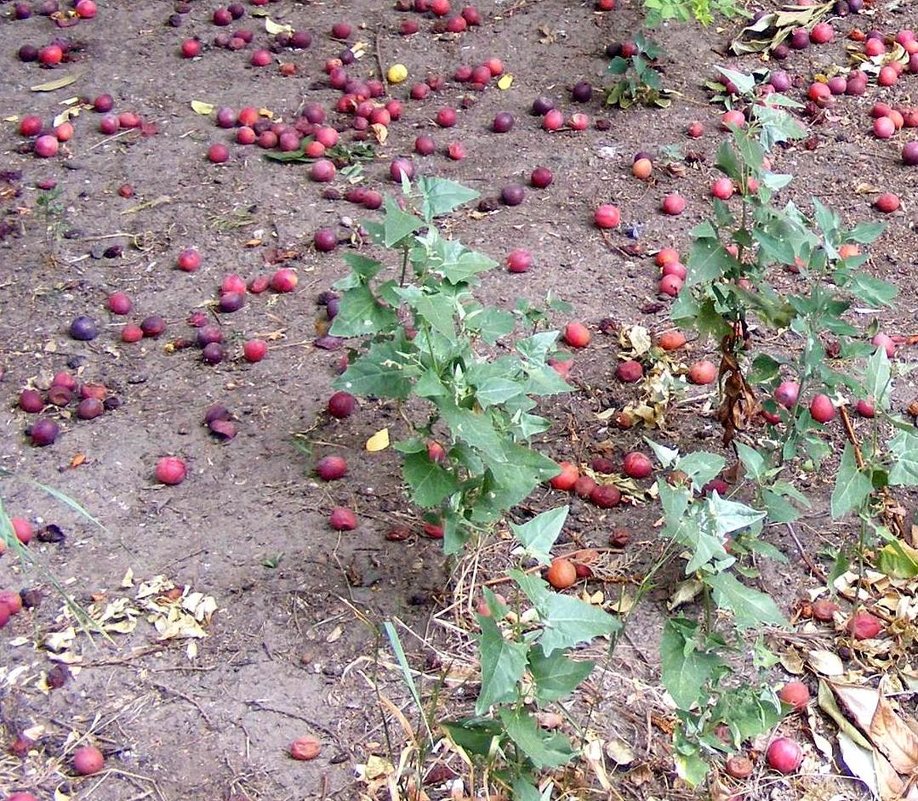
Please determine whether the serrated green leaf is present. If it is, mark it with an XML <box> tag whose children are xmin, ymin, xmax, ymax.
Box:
<box><xmin>660</xmin><ymin>618</ymin><xmax>724</xmax><ymax>709</ymax></box>
<box><xmin>416</xmin><ymin>176</ymin><xmax>479</xmax><ymax>219</ymax></box>
<box><xmin>329</xmin><ymin>284</ymin><xmax>399</xmax><ymax>337</ymax></box>
<box><xmin>704</xmin><ymin>571</ymin><xmax>785</xmax><ymax>629</ymax></box>
<box><xmin>888</xmin><ymin>431</ymin><xmax>918</xmax><ymax>486</ymax></box>
<box><xmin>465</xmin><ymin>306</ymin><xmax>515</xmax><ymax>343</ymax></box>
<box><xmin>472</xmin><ymin>376</ymin><xmax>524</xmax><ymax>408</ymax></box>
<box><xmin>403</xmin><ymin>451</ymin><xmax>460</xmax><ymax>507</ymax></box>
<box><xmin>335</xmin><ymin>342</ymin><xmax>414</xmax><ymax>399</ymax></box>
<box><xmin>528</xmin><ymin>647</ymin><xmax>594</xmax><ymax>703</ymax></box>
<box><xmin>846</xmin><ymin>273</ymin><xmax>897</xmax><ymax>307</ymax></box>
<box><xmin>846</xmin><ymin>221</ymin><xmax>885</xmax><ymax>244</ymax></box>
<box><xmin>705</xmin><ymin>494</ymin><xmax>765</xmax><ymax>538</ymax></box>
<box><xmin>475</xmin><ymin>614</ymin><xmax>528</xmax><ymax>713</ymax></box>
<box><xmin>381</xmin><ymin>196</ymin><xmax>424</xmax><ymax>247</ymax></box>
<box><xmin>676</xmin><ymin>451</ymin><xmax>726</xmax><ymax>491</ymax></box>
<box><xmin>715</xmin><ymin>66</ymin><xmax>755</xmax><ymax>96</ymax></box>
<box><xmin>686</xmin><ymin>237</ymin><xmax>734</xmax><ymax>287</ymax></box>
<box><xmin>537</xmin><ymin>593</ymin><xmax>621</xmax><ymax>656</ymax></box>
<box><xmin>714</xmin><ymin>139</ymin><xmax>743</xmax><ymax>182</ymax></box>
<box><xmin>735</xmin><ymin>442</ymin><xmax>766</xmax><ymax>481</ymax></box>
<box><xmin>510</xmin><ymin>506</ymin><xmax>568</xmax><ymax>565</ymax></box>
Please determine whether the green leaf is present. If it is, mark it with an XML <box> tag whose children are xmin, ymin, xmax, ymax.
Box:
<box><xmin>510</xmin><ymin>506</ymin><xmax>568</xmax><ymax>565</ymax></box>
<box><xmin>714</xmin><ymin>139</ymin><xmax>743</xmax><ymax>182</ymax></box>
<box><xmin>645</xmin><ymin>438</ymin><xmax>680</xmax><ymax>468</ymax></box>
<box><xmin>335</xmin><ymin>342</ymin><xmax>414</xmax><ymax>398</ymax></box>
<box><xmin>329</xmin><ymin>284</ymin><xmax>399</xmax><ymax>337</ymax></box>
<box><xmin>442</xmin><ymin>717</ymin><xmax>503</xmax><ymax>756</ymax></box>
<box><xmin>441</xmin><ymin>249</ymin><xmax>498</xmax><ymax>284</ymax></box>
<box><xmin>676</xmin><ymin>451</ymin><xmax>726</xmax><ymax>491</ymax></box>
<box><xmin>686</xmin><ymin>237</ymin><xmax>734</xmax><ymax>287</ymax></box>
<box><xmin>705</xmin><ymin>494</ymin><xmax>765</xmax><ymax>538</ymax></box>
<box><xmin>735</xmin><ymin>442</ymin><xmax>766</xmax><ymax>481</ymax></box>
<box><xmin>381</xmin><ymin>196</ymin><xmax>424</xmax><ymax>247</ymax></box>
<box><xmin>876</xmin><ymin>541</ymin><xmax>918</xmax><ymax>579</ymax></box>
<box><xmin>711</xmin><ymin>684</ymin><xmax>783</xmax><ymax>743</ymax></box>
<box><xmin>403</xmin><ymin>451</ymin><xmax>460</xmax><ymax>507</ymax></box>
<box><xmin>474</xmin><ymin>377</ymin><xmax>525</xmax><ymax>409</ymax></box>
<box><xmin>340</xmin><ymin>252</ymin><xmax>384</xmax><ymax>280</ymax></box>
<box><xmin>513</xmin><ymin>573</ymin><xmax>620</xmax><ymax>656</ymax></box>
<box><xmin>715</xmin><ymin>66</ymin><xmax>755</xmax><ymax>96</ymax></box>
<box><xmin>475</xmin><ymin>614</ymin><xmax>528</xmax><ymax>713</ymax></box>
<box><xmin>416</xmin><ymin>176</ymin><xmax>479</xmax><ymax>219</ymax></box>
<box><xmin>846</xmin><ymin>273</ymin><xmax>897</xmax><ymax>307</ymax></box>
<box><xmin>704</xmin><ymin>572</ymin><xmax>786</xmax><ymax>629</ymax></box>
<box><xmin>412</xmin><ymin>290</ymin><xmax>457</xmax><ymax>340</ymax></box>
<box><xmin>537</xmin><ymin>593</ymin><xmax>621</xmax><ymax>656</ymax></box>
<box><xmin>660</xmin><ymin>618</ymin><xmax>724</xmax><ymax>709</ymax></box>
<box><xmin>831</xmin><ymin>443</ymin><xmax>873</xmax><ymax>519</ymax></box>
<box><xmin>438</xmin><ymin>401</ymin><xmax>504</xmax><ymax>462</ymax></box>
<box><xmin>465</xmin><ymin>306</ymin><xmax>515</xmax><ymax>344</ymax></box>
<box><xmin>499</xmin><ymin>707</ymin><xmax>575</xmax><ymax>769</ymax></box>
<box><xmin>888</xmin><ymin>431</ymin><xmax>918</xmax><ymax>486</ymax></box>
<box><xmin>846</xmin><ymin>221</ymin><xmax>885</xmax><ymax>245</ymax></box>
<box><xmin>528</xmin><ymin>647</ymin><xmax>594</xmax><ymax>703</ymax></box>
<box><xmin>511</xmin><ymin>777</ymin><xmax>549</xmax><ymax>801</ymax></box>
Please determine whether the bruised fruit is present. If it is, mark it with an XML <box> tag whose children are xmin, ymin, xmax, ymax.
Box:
<box><xmin>778</xmin><ymin>680</ymin><xmax>810</xmax><ymax>711</ymax></box>
<box><xmin>72</xmin><ymin>745</ymin><xmax>105</xmax><ymax>776</ymax></box>
<box><xmin>687</xmin><ymin>360</ymin><xmax>717</xmax><ymax>385</ymax></box>
<box><xmin>811</xmin><ymin>598</ymin><xmax>839</xmax><ymax>621</ymax></box>
<box><xmin>573</xmin><ymin>475</ymin><xmax>597</xmax><ymax>498</ymax></box>
<box><xmin>28</xmin><ymin>418</ymin><xmax>59</xmax><ymax>446</ymax></box>
<box><xmin>155</xmin><ymin>457</ymin><xmax>187</xmax><ymax>485</ymax></box>
<box><xmin>289</xmin><ymin>736</ymin><xmax>321</xmax><ymax>760</ymax></box>
<box><xmin>725</xmin><ymin>755</ymin><xmax>753</xmax><ymax>779</ymax></box>
<box><xmin>329</xmin><ymin>507</ymin><xmax>357</xmax><ymax>531</ymax></box>
<box><xmin>809</xmin><ymin>394</ymin><xmax>835</xmax><ymax>423</ymax></box>
<box><xmin>766</xmin><ymin>737</ymin><xmax>802</xmax><ymax>774</ymax></box>
<box><xmin>0</xmin><ymin>591</ymin><xmax>23</xmax><ymax>615</ymax></box>
<box><xmin>590</xmin><ymin>484</ymin><xmax>621</xmax><ymax>508</ymax></box>
<box><xmin>616</xmin><ymin>360</ymin><xmax>644</xmax><ymax>383</ymax></box>
<box><xmin>546</xmin><ymin>557</ymin><xmax>577</xmax><ymax>589</ymax></box>
<box><xmin>847</xmin><ymin>610</ymin><xmax>883</xmax><ymax>639</ymax></box>
<box><xmin>563</xmin><ymin>322</ymin><xmax>591</xmax><ymax>348</ymax></box>
<box><xmin>316</xmin><ymin>456</ymin><xmax>348</xmax><ymax>481</ymax></box>
<box><xmin>327</xmin><ymin>391</ymin><xmax>356</xmax><ymax>418</ymax></box>
<box><xmin>774</xmin><ymin>380</ymin><xmax>800</xmax><ymax>408</ymax></box>
<box><xmin>622</xmin><ymin>451</ymin><xmax>652</xmax><ymax>479</ymax></box>
<box><xmin>550</xmin><ymin>461</ymin><xmax>578</xmax><ymax>490</ymax></box>
<box><xmin>657</xmin><ymin>330</ymin><xmax>686</xmax><ymax>351</ymax></box>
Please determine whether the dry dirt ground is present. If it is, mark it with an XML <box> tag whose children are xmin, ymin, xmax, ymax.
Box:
<box><xmin>0</xmin><ymin>0</ymin><xmax>916</xmax><ymax>800</ymax></box>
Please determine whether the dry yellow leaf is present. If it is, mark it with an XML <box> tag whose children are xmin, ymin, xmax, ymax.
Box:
<box><xmin>190</xmin><ymin>100</ymin><xmax>214</xmax><ymax>115</ymax></box>
<box><xmin>366</xmin><ymin>428</ymin><xmax>390</xmax><ymax>452</ymax></box>
<box><xmin>497</xmin><ymin>74</ymin><xmax>514</xmax><ymax>90</ymax></box>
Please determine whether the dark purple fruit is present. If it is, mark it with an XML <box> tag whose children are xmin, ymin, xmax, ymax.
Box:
<box><xmin>28</xmin><ymin>418</ymin><xmax>59</xmax><ymax>446</ymax></box>
<box><xmin>202</xmin><ymin>343</ymin><xmax>224</xmax><ymax>364</ymax></box>
<box><xmin>69</xmin><ymin>316</ymin><xmax>99</xmax><ymax>341</ymax></box>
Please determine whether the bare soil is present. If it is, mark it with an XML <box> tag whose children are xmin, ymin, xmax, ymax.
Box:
<box><xmin>1</xmin><ymin>1</ymin><xmax>916</xmax><ymax>800</ymax></box>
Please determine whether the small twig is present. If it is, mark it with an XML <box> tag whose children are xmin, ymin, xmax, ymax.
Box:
<box><xmin>838</xmin><ymin>405</ymin><xmax>865</xmax><ymax>470</ymax></box>
<box><xmin>785</xmin><ymin>522</ymin><xmax>827</xmax><ymax>582</ymax></box>
<box><xmin>152</xmin><ymin>682</ymin><xmax>216</xmax><ymax>729</ymax></box>
<box><xmin>244</xmin><ymin>700</ymin><xmax>346</xmax><ymax>749</ymax></box>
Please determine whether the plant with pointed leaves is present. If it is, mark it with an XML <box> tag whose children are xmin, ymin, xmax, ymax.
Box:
<box><xmin>329</xmin><ymin>177</ymin><xmax>570</xmax><ymax>553</ymax></box>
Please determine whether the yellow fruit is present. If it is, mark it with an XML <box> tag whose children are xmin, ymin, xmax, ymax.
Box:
<box><xmin>387</xmin><ymin>63</ymin><xmax>408</xmax><ymax>84</ymax></box>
